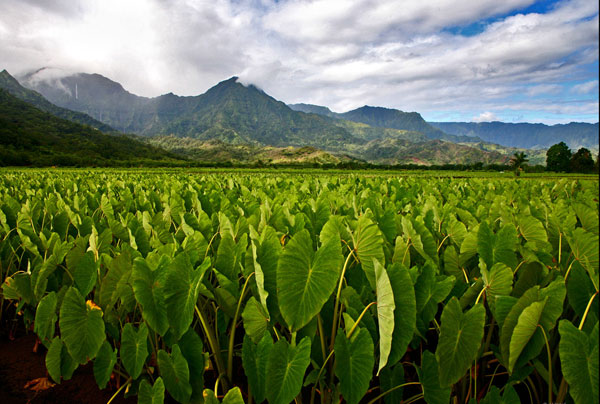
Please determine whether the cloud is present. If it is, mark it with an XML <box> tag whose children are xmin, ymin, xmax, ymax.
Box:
<box><xmin>0</xmin><ymin>0</ymin><xmax>597</xmax><ymax>124</ymax></box>
<box><xmin>571</xmin><ymin>80</ymin><xmax>599</xmax><ymax>94</ymax></box>
<box><xmin>473</xmin><ymin>111</ymin><xmax>499</xmax><ymax>122</ymax></box>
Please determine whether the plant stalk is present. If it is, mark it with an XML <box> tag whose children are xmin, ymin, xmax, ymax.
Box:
<box><xmin>227</xmin><ymin>272</ymin><xmax>255</xmax><ymax>384</ymax></box>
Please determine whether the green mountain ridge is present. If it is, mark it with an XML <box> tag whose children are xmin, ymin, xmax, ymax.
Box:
<box><xmin>0</xmin><ymin>88</ymin><xmax>183</xmax><ymax>166</ymax></box>
<box><xmin>0</xmin><ymin>70</ymin><xmax>114</xmax><ymax>132</ymax></box>
<box><xmin>429</xmin><ymin>121</ymin><xmax>599</xmax><ymax>151</ymax></box>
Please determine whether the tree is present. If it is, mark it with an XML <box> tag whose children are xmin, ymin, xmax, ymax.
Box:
<box><xmin>570</xmin><ymin>148</ymin><xmax>595</xmax><ymax>173</ymax></box>
<box><xmin>546</xmin><ymin>142</ymin><xmax>572</xmax><ymax>172</ymax></box>
<box><xmin>509</xmin><ymin>151</ymin><xmax>528</xmax><ymax>175</ymax></box>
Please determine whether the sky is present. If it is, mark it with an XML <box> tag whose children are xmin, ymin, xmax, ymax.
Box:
<box><xmin>0</xmin><ymin>0</ymin><xmax>598</xmax><ymax>124</ymax></box>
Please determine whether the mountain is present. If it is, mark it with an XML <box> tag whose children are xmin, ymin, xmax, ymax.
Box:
<box><xmin>20</xmin><ymin>71</ymin><xmax>358</xmax><ymax>148</ymax></box>
<box><xmin>0</xmin><ymin>70</ymin><xmax>113</xmax><ymax>132</ymax></box>
<box><xmin>0</xmin><ymin>88</ymin><xmax>183</xmax><ymax>166</ymax></box>
<box><xmin>289</xmin><ymin>103</ymin><xmax>480</xmax><ymax>143</ymax></box>
<box><xmin>429</xmin><ymin>121</ymin><xmax>599</xmax><ymax>150</ymax></box>
<box><xmin>148</xmin><ymin>136</ymin><xmax>360</xmax><ymax>165</ymax></box>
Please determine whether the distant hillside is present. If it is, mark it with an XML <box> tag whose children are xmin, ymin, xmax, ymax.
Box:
<box><xmin>0</xmin><ymin>89</ymin><xmax>182</xmax><ymax>166</ymax></box>
<box><xmin>289</xmin><ymin>103</ymin><xmax>480</xmax><ymax>143</ymax></box>
<box><xmin>148</xmin><ymin>136</ymin><xmax>360</xmax><ymax>165</ymax></box>
<box><xmin>21</xmin><ymin>71</ymin><xmax>358</xmax><ymax>148</ymax></box>
<box><xmin>430</xmin><ymin>121</ymin><xmax>599</xmax><ymax>150</ymax></box>
<box><xmin>0</xmin><ymin>70</ymin><xmax>113</xmax><ymax>132</ymax></box>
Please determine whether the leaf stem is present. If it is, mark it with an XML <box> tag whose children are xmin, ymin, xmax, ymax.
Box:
<box><xmin>365</xmin><ymin>382</ymin><xmax>421</xmax><ymax>404</ymax></box>
<box><xmin>195</xmin><ymin>304</ymin><xmax>226</xmax><ymax>384</ymax></box>
<box><xmin>329</xmin><ymin>252</ymin><xmax>354</xmax><ymax>353</ymax></box>
<box><xmin>578</xmin><ymin>290</ymin><xmax>598</xmax><ymax>330</ymax></box>
<box><xmin>106</xmin><ymin>377</ymin><xmax>131</xmax><ymax>404</ymax></box>
<box><xmin>309</xmin><ymin>350</ymin><xmax>335</xmax><ymax>404</ymax></box>
<box><xmin>537</xmin><ymin>325</ymin><xmax>552</xmax><ymax>403</ymax></box>
<box><xmin>347</xmin><ymin>301</ymin><xmax>377</xmax><ymax>338</ymax></box>
<box><xmin>227</xmin><ymin>272</ymin><xmax>255</xmax><ymax>384</ymax></box>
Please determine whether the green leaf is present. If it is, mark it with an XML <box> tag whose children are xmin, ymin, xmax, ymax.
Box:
<box><xmin>46</xmin><ymin>336</ymin><xmax>78</xmax><ymax>384</ymax></box>
<box><xmin>266</xmin><ymin>336</ymin><xmax>311</xmax><ymax>404</ymax></box>
<box><xmin>138</xmin><ymin>377</ymin><xmax>165</xmax><ymax>404</ymax></box>
<box><xmin>518</xmin><ymin>215</ymin><xmax>548</xmax><ymax>244</ymax></box>
<box><xmin>242</xmin><ymin>296</ymin><xmax>269</xmax><ymax>343</ymax></box>
<box><xmin>566</xmin><ymin>228</ymin><xmax>599</xmax><ymax>291</ymax></box>
<box><xmin>482</xmin><ymin>263</ymin><xmax>513</xmax><ymax>314</ymax></box>
<box><xmin>477</xmin><ymin>222</ymin><xmax>518</xmax><ymax>269</ymax></box>
<box><xmin>374</xmin><ymin>260</ymin><xmax>395</xmax><ymax>375</ymax></box>
<box><xmin>559</xmin><ymin>320</ymin><xmax>599</xmax><ymax>404</ymax></box>
<box><xmin>179</xmin><ymin>329</ymin><xmax>205</xmax><ymax>403</ymax></box>
<box><xmin>132</xmin><ymin>257</ymin><xmax>169</xmax><ymax>336</ymax></box>
<box><xmin>74</xmin><ymin>251</ymin><xmax>98</xmax><ymax>297</ymax></box>
<box><xmin>94</xmin><ymin>340</ymin><xmax>117</xmax><ymax>389</ymax></box>
<box><xmin>573</xmin><ymin>203</ymin><xmax>599</xmax><ymax>236</ymax></box>
<box><xmin>59</xmin><ymin>287</ymin><xmax>106</xmax><ymax>364</ymax></box>
<box><xmin>508</xmin><ymin>299</ymin><xmax>546</xmax><ymax>373</ymax></box>
<box><xmin>121</xmin><ymin>322</ymin><xmax>149</xmax><ymax>380</ymax></box>
<box><xmin>164</xmin><ymin>255</ymin><xmax>210</xmax><ymax>339</ymax></box>
<box><xmin>386</xmin><ymin>263</ymin><xmax>416</xmax><ymax>367</ymax></box>
<box><xmin>215</xmin><ymin>234</ymin><xmax>242</xmax><ymax>281</ymax></box>
<box><xmin>222</xmin><ymin>387</ymin><xmax>245</xmax><ymax>404</ymax></box>
<box><xmin>500</xmin><ymin>287</ymin><xmax>540</xmax><ymax>367</ymax></box>
<box><xmin>158</xmin><ymin>345</ymin><xmax>192</xmax><ymax>404</ymax></box>
<box><xmin>277</xmin><ymin>229</ymin><xmax>342</xmax><ymax>331</ymax></box>
<box><xmin>34</xmin><ymin>291</ymin><xmax>57</xmax><ymax>347</ymax></box>
<box><xmin>420</xmin><ymin>351</ymin><xmax>451</xmax><ymax>404</ymax></box>
<box><xmin>334</xmin><ymin>327</ymin><xmax>375</xmax><ymax>404</ymax></box>
<box><xmin>435</xmin><ymin>298</ymin><xmax>485</xmax><ymax>386</ymax></box>
<box><xmin>243</xmin><ymin>334</ymin><xmax>273</xmax><ymax>404</ymax></box>
<box><xmin>353</xmin><ymin>215</ymin><xmax>385</xmax><ymax>288</ymax></box>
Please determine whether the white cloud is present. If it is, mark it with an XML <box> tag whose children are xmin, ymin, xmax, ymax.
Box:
<box><xmin>473</xmin><ymin>111</ymin><xmax>499</xmax><ymax>122</ymax></box>
<box><xmin>0</xmin><ymin>0</ymin><xmax>597</xmax><ymax>123</ymax></box>
<box><xmin>571</xmin><ymin>80</ymin><xmax>599</xmax><ymax>94</ymax></box>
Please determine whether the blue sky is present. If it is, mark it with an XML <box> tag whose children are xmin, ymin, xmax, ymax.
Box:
<box><xmin>0</xmin><ymin>0</ymin><xmax>598</xmax><ymax>124</ymax></box>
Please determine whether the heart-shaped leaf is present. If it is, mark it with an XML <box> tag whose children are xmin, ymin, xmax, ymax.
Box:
<box><xmin>374</xmin><ymin>260</ymin><xmax>395</xmax><ymax>375</ymax></box>
<box><xmin>266</xmin><ymin>337</ymin><xmax>311</xmax><ymax>404</ymax></box>
<box><xmin>158</xmin><ymin>345</ymin><xmax>192</xmax><ymax>404</ymax></box>
<box><xmin>435</xmin><ymin>297</ymin><xmax>485</xmax><ymax>386</ymax></box>
<box><xmin>59</xmin><ymin>287</ymin><xmax>106</xmax><ymax>364</ymax></box>
<box><xmin>277</xmin><ymin>229</ymin><xmax>342</xmax><ymax>331</ymax></box>
<box><xmin>138</xmin><ymin>377</ymin><xmax>165</xmax><ymax>404</ymax></box>
<box><xmin>132</xmin><ymin>257</ymin><xmax>169</xmax><ymax>336</ymax></box>
<box><xmin>334</xmin><ymin>327</ymin><xmax>374</xmax><ymax>404</ymax></box>
<box><xmin>34</xmin><ymin>291</ymin><xmax>57</xmax><ymax>347</ymax></box>
<box><xmin>121</xmin><ymin>322</ymin><xmax>149</xmax><ymax>379</ymax></box>
<box><xmin>94</xmin><ymin>340</ymin><xmax>117</xmax><ymax>389</ymax></box>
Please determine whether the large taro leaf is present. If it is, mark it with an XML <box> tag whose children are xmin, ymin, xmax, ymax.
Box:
<box><xmin>435</xmin><ymin>298</ymin><xmax>485</xmax><ymax>386</ymax></box>
<box><xmin>132</xmin><ymin>257</ymin><xmax>169</xmax><ymax>336</ymax></box>
<box><xmin>99</xmin><ymin>249</ymin><xmax>133</xmax><ymax>310</ymax></box>
<box><xmin>334</xmin><ymin>327</ymin><xmax>375</xmax><ymax>404</ymax></box>
<box><xmin>139</xmin><ymin>377</ymin><xmax>165</xmax><ymax>404</ymax></box>
<box><xmin>215</xmin><ymin>233</ymin><xmax>244</xmax><ymax>281</ymax></box>
<box><xmin>94</xmin><ymin>340</ymin><xmax>117</xmax><ymax>389</ymax></box>
<box><xmin>500</xmin><ymin>287</ymin><xmax>540</xmax><ymax>367</ymax></box>
<box><xmin>121</xmin><ymin>322</ymin><xmax>149</xmax><ymax>380</ymax></box>
<box><xmin>266</xmin><ymin>337</ymin><xmax>311</xmax><ymax>404</ymax></box>
<box><xmin>566</xmin><ymin>228</ymin><xmax>599</xmax><ymax>291</ymax></box>
<box><xmin>482</xmin><ymin>262</ymin><xmax>513</xmax><ymax>315</ymax></box>
<box><xmin>351</xmin><ymin>215</ymin><xmax>385</xmax><ymax>289</ymax></box>
<box><xmin>248</xmin><ymin>225</ymin><xmax>280</xmax><ymax>316</ymax></box>
<box><xmin>242</xmin><ymin>296</ymin><xmax>269</xmax><ymax>343</ymax></box>
<box><xmin>164</xmin><ymin>255</ymin><xmax>210</xmax><ymax>339</ymax></box>
<box><xmin>573</xmin><ymin>202</ymin><xmax>599</xmax><ymax>236</ymax></box>
<box><xmin>178</xmin><ymin>329</ymin><xmax>205</xmax><ymax>403</ymax></box>
<box><xmin>477</xmin><ymin>222</ymin><xmax>518</xmax><ymax>270</ymax></box>
<box><xmin>46</xmin><ymin>336</ymin><xmax>78</xmax><ymax>383</ymax></box>
<box><xmin>386</xmin><ymin>263</ymin><xmax>416</xmax><ymax>367</ymax></box>
<box><xmin>517</xmin><ymin>215</ymin><xmax>548</xmax><ymax>245</ymax></box>
<box><xmin>59</xmin><ymin>287</ymin><xmax>106</xmax><ymax>364</ymax></box>
<box><xmin>374</xmin><ymin>260</ymin><xmax>395</xmax><ymax>375</ymax></box>
<box><xmin>420</xmin><ymin>351</ymin><xmax>451</xmax><ymax>404</ymax></box>
<box><xmin>34</xmin><ymin>291</ymin><xmax>57</xmax><ymax>347</ymax></box>
<box><xmin>508</xmin><ymin>299</ymin><xmax>546</xmax><ymax>373</ymax></box>
<box><xmin>73</xmin><ymin>250</ymin><xmax>98</xmax><ymax>297</ymax></box>
<box><xmin>158</xmin><ymin>345</ymin><xmax>192</xmax><ymax>404</ymax></box>
<box><xmin>242</xmin><ymin>334</ymin><xmax>273</xmax><ymax>404</ymax></box>
<box><xmin>559</xmin><ymin>320</ymin><xmax>599</xmax><ymax>404</ymax></box>
<box><xmin>277</xmin><ymin>229</ymin><xmax>342</xmax><ymax>332</ymax></box>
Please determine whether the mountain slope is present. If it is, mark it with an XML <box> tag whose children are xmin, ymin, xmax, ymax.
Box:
<box><xmin>0</xmin><ymin>89</ymin><xmax>182</xmax><ymax>166</ymax></box>
<box><xmin>21</xmin><ymin>71</ymin><xmax>358</xmax><ymax>147</ymax></box>
<box><xmin>429</xmin><ymin>121</ymin><xmax>599</xmax><ymax>150</ymax></box>
<box><xmin>0</xmin><ymin>70</ymin><xmax>114</xmax><ymax>132</ymax></box>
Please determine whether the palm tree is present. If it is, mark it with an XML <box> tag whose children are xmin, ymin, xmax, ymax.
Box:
<box><xmin>509</xmin><ymin>152</ymin><xmax>528</xmax><ymax>175</ymax></box>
